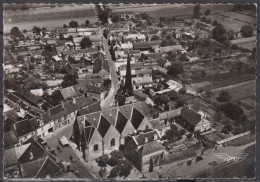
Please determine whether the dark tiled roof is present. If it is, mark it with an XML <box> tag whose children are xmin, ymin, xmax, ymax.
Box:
<box><xmin>65</xmin><ymin>63</ymin><xmax>78</xmax><ymax>76</ymax></box>
<box><xmin>35</xmin><ymin>157</ymin><xmax>62</xmax><ymax>178</ymax></box>
<box><xmin>49</xmin><ymin>104</ymin><xmax>67</xmax><ymax>120</ymax></box>
<box><xmin>139</xmin><ymin>141</ymin><xmax>164</xmax><ymax>156</ymax></box>
<box><xmin>84</xmin><ymin>112</ymin><xmax>101</xmax><ymax>128</ymax></box>
<box><xmin>98</xmin><ymin>115</ymin><xmax>111</xmax><ymax>138</ymax></box>
<box><xmin>41</xmin><ymin>112</ymin><xmax>53</xmax><ymax>124</ymax></box>
<box><xmin>78</xmin><ymin>102</ymin><xmax>101</xmax><ymax>116</ymax></box>
<box><xmin>93</xmin><ymin>57</ymin><xmax>109</xmax><ymax>74</ymax></box>
<box><xmin>131</xmin><ymin>108</ymin><xmax>144</xmax><ymax>130</ymax></box>
<box><xmin>156</xmin><ymin>57</ymin><xmax>167</xmax><ymax>65</ymax></box>
<box><xmin>20</xmin><ymin>157</ymin><xmax>46</xmax><ymax>178</ymax></box>
<box><xmin>15</xmin><ymin>118</ymin><xmax>39</xmax><ymax>137</ymax></box>
<box><xmin>18</xmin><ymin>140</ymin><xmax>46</xmax><ymax>164</ymax></box>
<box><xmin>115</xmin><ymin>111</ymin><xmax>128</xmax><ymax>134</ymax></box>
<box><xmin>86</xmin><ymin>84</ymin><xmax>103</xmax><ymax>94</ymax></box>
<box><xmin>133</xmin><ymin>40</ymin><xmax>161</xmax><ymax>50</ymax></box>
<box><xmin>180</xmin><ymin>107</ymin><xmax>201</xmax><ymax>127</ymax></box>
<box><xmin>4</xmin><ymin>130</ymin><xmax>19</xmax><ymax>148</ymax></box>
<box><xmin>146</xmin><ymin>53</ymin><xmax>163</xmax><ymax>60</ymax></box>
<box><xmin>92</xmin><ymin>52</ymin><xmax>105</xmax><ymax>60</ymax></box>
<box><xmin>84</xmin><ymin>126</ymin><xmax>95</xmax><ymax>143</ymax></box>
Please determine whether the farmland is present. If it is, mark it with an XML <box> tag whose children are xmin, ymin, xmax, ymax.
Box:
<box><xmin>4</xmin><ymin>4</ymin><xmax>97</xmax><ymax>33</ymax></box>
<box><xmin>111</xmin><ymin>4</ymin><xmax>233</xmax><ymax>18</ymax></box>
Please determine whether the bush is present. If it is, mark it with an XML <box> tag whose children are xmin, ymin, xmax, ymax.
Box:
<box><xmin>221</xmin><ymin>103</ymin><xmax>244</xmax><ymax>121</ymax></box>
<box><xmin>80</xmin><ymin>37</ymin><xmax>92</xmax><ymax>49</ymax></box>
<box><xmin>96</xmin><ymin>155</ymin><xmax>109</xmax><ymax>167</ymax></box>
<box><xmin>108</xmin><ymin>150</ymin><xmax>124</xmax><ymax>167</ymax></box>
<box><xmin>217</xmin><ymin>91</ymin><xmax>232</xmax><ymax>102</ymax></box>
<box><xmin>240</xmin><ymin>25</ymin><xmax>254</xmax><ymax>38</ymax></box>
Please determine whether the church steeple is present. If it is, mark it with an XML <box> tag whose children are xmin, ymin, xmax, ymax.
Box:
<box><xmin>123</xmin><ymin>53</ymin><xmax>133</xmax><ymax>96</ymax></box>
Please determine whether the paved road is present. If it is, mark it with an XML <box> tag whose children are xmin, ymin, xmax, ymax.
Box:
<box><xmin>44</xmin><ymin>124</ymin><xmax>95</xmax><ymax>179</ymax></box>
<box><xmin>100</xmin><ymin>32</ymin><xmax>119</xmax><ymax>109</ymax></box>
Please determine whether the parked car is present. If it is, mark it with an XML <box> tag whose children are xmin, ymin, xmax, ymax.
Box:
<box><xmin>59</xmin><ymin>136</ymin><xmax>69</xmax><ymax>147</ymax></box>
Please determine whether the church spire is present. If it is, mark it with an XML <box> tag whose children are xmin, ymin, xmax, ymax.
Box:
<box><xmin>123</xmin><ymin>53</ymin><xmax>133</xmax><ymax>96</ymax></box>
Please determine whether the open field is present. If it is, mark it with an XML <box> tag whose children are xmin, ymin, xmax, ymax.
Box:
<box><xmin>208</xmin><ymin>11</ymin><xmax>256</xmax><ymax>32</ymax></box>
<box><xmin>4</xmin><ymin>4</ymin><xmax>97</xmax><ymax>33</ymax></box>
<box><xmin>111</xmin><ymin>4</ymin><xmax>233</xmax><ymax>18</ymax></box>
<box><xmin>212</xmin><ymin>82</ymin><xmax>255</xmax><ymax>103</ymax></box>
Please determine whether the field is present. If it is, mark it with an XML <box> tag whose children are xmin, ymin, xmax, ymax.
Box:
<box><xmin>111</xmin><ymin>4</ymin><xmax>233</xmax><ymax>18</ymax></box>
<box><xmin>208</xmin><ymin>11</ymin><xmax>256</xmax><ymax>32</ymax></box>
<box><xmin>4</xmin><ymin>4</ymin><xmax>97</xmax><ymax>33</ymax></box>
<box><xmin>212</xmin><ymin>83</ymin><xmax>255</xmax><ymax>102</ymax></box>
<box><xmin>226</xmin><ymin>134</ymin><xmax>255</xmax><ymax>146</ymax></box>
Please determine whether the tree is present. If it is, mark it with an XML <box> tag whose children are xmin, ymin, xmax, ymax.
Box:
<box><xmin>213</xmin><ymin>20</ymin><xmax>218</xmax><ymax>26</ymax></box>
<box><xmin>118</xmin><ymin>160</ymin><xmax>133</xmax><ymax>177</ymax></box>
<box><xmin>69</xmin><ymin>21</ymin><xmax>79</xmax><ymax>28</ymax></box>
<box><xmin>108</xmin><ymin>167</ymin><xmax>119</xmax><ymax>178</ymax></box>
<box><xmin>168</xmin><ymin>90</ymin><xmax>179</xmax><ymax>101</ymax></box>
<box><xmin>221</xmin><ymin>124</ymin><xmax>233</xmax><ymax>134</ymax></box>
<box><xmin>193</xmin><ymin>4</ymin><xmax>201</xmax><ymax>18</ymax></box>
<box><xmin>80</xmin><ymin>37</ymin><xmax>92</xmax><ymax>49</ymax></box>
<box><xmin>111</xmin><ymin>15</ymin><xmax>120</xmax><ymax>23</ymax></box>
<box><xmin>63</xmin><ymin>24</ymin><xmax>67</xmax><ymax>28</ymax></box>
<box><xmin>240</xmin><ymin>25</ymin><xmax>253</xmax><ymax>38</ymax></box>
<box><xmin>108</xmin><ymin>150</ymin><xmax>124</xmax><ymax>167</ymax></box>
<box><xmin>151</xmin><ymin>35</ymin><xmax>160</xmax><ymax>41</ymax></box>
<box><xmin>97</xmin><ymin>9</ymin><xmax>110</xmax><ymax>24</ymax></box>
<box><xmin>32</xmin><ymin>26</ymin><xmax>41</xmax><ymax>34</ymax></box>
<box><xmin>96</xmin><ymin>155</ymin><xmax>109</xmax><ymax>167</ymax></box>
<box><xmin>85</xmin><ymin>20</ymin><xmax>90</xmax><ymax>26</ymax></box>
<box><xmin>165</xmin><ymin>124</ymin><xmax>182</xmax><ymax>142</ymax></box>
<box><xmin>221</xmin><ymin>103</ymin><xmax>244</xmax><ymax>121</ymax></box>
<box><xmin>10</xmin><ymin>27</ymin><xmax>21</xmax><ymax>37</ymax></box>
<box><xmin>179</xmin><ymin>53</ymin><xmax>189</xmax><ymax>62</ymax></box>
<box><xmin>61</xmin><ymin>74</ymin><xmax>78</xmax><ymax>88</ymax></box>
<box><xmin>167</xmin><ymin>62</ymin><xmax>184</xmax><ymax>77</ymax></box>
<box><xmin>204</xmin><ymin>9</ymin><xmax>211</xmax><ymax>16</ymax></box>
<box><xmin>217</xmin><ymin>91</ymin><xmax>232</xmax><ymax>102</ymax></box>
<box><xmin>98</xmin><ymin>168</ymin><xmax>107</xmax><ymax>179</ymax></box>
<box><xmin>212</xmin><ymin>24</ymin><xmax>228</xmax><ymax>43</ymax></box>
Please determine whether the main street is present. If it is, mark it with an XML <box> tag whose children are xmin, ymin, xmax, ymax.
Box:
<box><xmin>100</xmin><ymin>31</ymin><xmax>119</xmax><ymax>109</ymax></box>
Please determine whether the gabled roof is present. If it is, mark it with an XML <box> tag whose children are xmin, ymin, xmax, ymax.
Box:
<box><xmin>115</xmin><ymin>111</ymin><xmax>128</xmax><ymax>134</ymax></box>
<box><xmin>4</xmin><ymin>130</ymin><xmax>19</xmax><ymax>148</ymax></box>
<box><xmin>4</xmin><ymin>147</ymin><xmax>18</xmax><ymax>168</ymax></box>
<box><xmin>60</xmin><ymin>86</ymin><xmax>81</xmax><ymax>100</ymax></box>
<box><xmin>49</xmin><ymin>104</ymin><xmax>67</xmax><ymax>120</ymax></box>
<box><xmin>18</xmin><ymin>139</ymin><xmax>46</xmax><ymax>164</ymax></box>
<box><xmin>180</xmin><ymin>107</ymin><xmax>202</xmax><ymax>127</ymax></box>
<box><xmin>101</xmin><ymin>108</ymin><xmax>118</xmax><ymax>126</ymax></box>
<box><xmin>15</xmin><ymin>118</ymin><xmax>39</xmax><ymax>137</ymax></box>
<box><xmin>84</xmin><ymin>112</ymin><xmax>101</xmax><ymax>128</ymax></box>
<box><xmin>133</xmin><ymin>40</ymin><xmax>161</xmax><ymax>50</ymax></box>
<box><xmin>35</xmin><ymin>157</ymin><xmax>62</xmax><ymax>178</ymax></box>
<box><xmin>20</xmin><ymin>157</ymin><xmax>46</xmax><ymax>178</ymax></box>
<box><xmin>97</xmin><ymin>115</ymin><xmax>111</xmax><ymax>138</ymax></box>
<box><xmin>139</xmin><ymin>141</ymin><xmax>164</xmax><ymax>156</ymax></box>
<box><xmin>131</xmin><ymin>108</ymin><xmax>145</xmax><ymax>130</ymax></box>
<box><xmin>93</xmin><ymin>57</ymin><xmax>109</xmax><ymax>74</ymax></box>
<box><xmin>78</xmin><ymin>102</ymin><xmax>101</xmax><ymax>116</ymax></box>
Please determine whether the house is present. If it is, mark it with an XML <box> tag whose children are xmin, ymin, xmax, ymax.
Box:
<box><xmin>85</xmin><ymin>84</ymin><xmax>106</xmax><ymax>102</ymax></box>
<box><xmin>133</xmin><ymin>40</ymin><xmax>161</xmax><ymax>51</ymax></box>
<box><xmin>178</xmin><ymin>107</ymin><xmax>211</xmax><ymax>132</ymax></box>
<box><xmin>74</xmin><ymin>102</ymin><xmax>154</xmax><ymax>161</ymax></box>
<box><xmin>132</xmin><ymin>76</ymin><xmax>154</xmax><ymax>90</ymax></box>
<box><xmin>156</xmin><ymin>57</ymin><xmax>171</xmax><ymax>68</ymax></box>
<box><xmin>154</xmin><ymin>45</ymin><xmax>184</xmax><ymax>53</ymax></box>
<box><xmin>124</xmin><ymin>130</ymin><xmax>164</xmax><ymax>172</ymax></box>
<box><xmin>92</xmin><ymin>52</ymin><xmax>110</xmax><ymax>79</ymax></box>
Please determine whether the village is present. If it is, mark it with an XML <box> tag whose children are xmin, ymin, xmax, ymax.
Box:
<box><xmin>3</xmin><ymin>4</ymin><xmax>256</xmax><ymax>179</ymax></box>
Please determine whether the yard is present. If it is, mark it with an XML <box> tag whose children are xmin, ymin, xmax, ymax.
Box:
<box><xmin>225</xmin><ymin>134</ymin><xmax>255</xmax><ymax>147</ymax></box>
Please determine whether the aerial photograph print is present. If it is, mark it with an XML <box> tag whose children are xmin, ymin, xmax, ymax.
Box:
<box><xmin>3</xmin><ymin>3</ymin><xmax>257</xmax><ymax>180</ymax></box>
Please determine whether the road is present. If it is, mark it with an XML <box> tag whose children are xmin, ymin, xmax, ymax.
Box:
<box><xmin>175</xmin><ymin>142</ymin><xmax>255</xmax><ymax>178</ymax></box>
<box><xmin>44</xmin><ymin>124</ymin><xmax>95</xmax><ymax>179</ymax></box>
<box><xmin>100</xmin><ymin>32</ymin><xmax>119</xmax><ymax>109</ymax></box>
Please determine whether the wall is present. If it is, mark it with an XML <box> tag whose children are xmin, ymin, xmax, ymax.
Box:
<box><xmin>103</xmin><ymin>126</ymin><xmax>120</xmax><ymax>154</ymax></box>
<box><xmin>87</xmin><ymin>130</ymin><xmax>103</xmax><ymax>161</ymax></box>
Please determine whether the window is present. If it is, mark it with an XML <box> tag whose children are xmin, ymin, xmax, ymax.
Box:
<box><xmin>94</xmin><ymin>144</ymin><xmax>99</xmax><ymax>151</ymax></box>
<box><xmin>111</xmin><ymin>138</ymin><xmax>115</xmax><ymax>146</ymax></box>
<box><xmin>146</xmin><ymin>125</ymin><xmax>149</xmax><ymax>130</ymax></box>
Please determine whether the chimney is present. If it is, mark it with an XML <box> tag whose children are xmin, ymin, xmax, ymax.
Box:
<box><xmin>61</xmin><ymin>101</ymin><xmax>65</xmax><ymax>108</ymax></box>
<box><xmin>29</xmin><ymin>152</ymin><xmax>34</xmax><ymax>160</ymax></box>
<box><xmin>154</xmin><ymin>134</ymin><xmax>158</xmax><ymax>140</ymax></box>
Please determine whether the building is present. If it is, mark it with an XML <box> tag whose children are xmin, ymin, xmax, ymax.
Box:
<box><xmin>73</xmin><ymin>102</ymin><xmax>154</xmax><ymax>161</ymax></box>
<box><xmin>124</xmin><ymin>130</ymin><xmax>164</xmax><ymax>172</ymax></box>
<box><xmin>178</xmin><ymin>106</ymin><xmax>211</xmax><ymax>132</ymax></box>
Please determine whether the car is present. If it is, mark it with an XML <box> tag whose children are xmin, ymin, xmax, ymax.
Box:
<box><xmin>59</xmin><ymin>136</ymin><xmax>69</xmax><ymax>147</ymax></box>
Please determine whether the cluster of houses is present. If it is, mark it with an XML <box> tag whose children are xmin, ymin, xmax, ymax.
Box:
<box><xmin>73</xmin><ymin>101</ymin><xmax>212</xmax><ymax>173</ymax></box>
